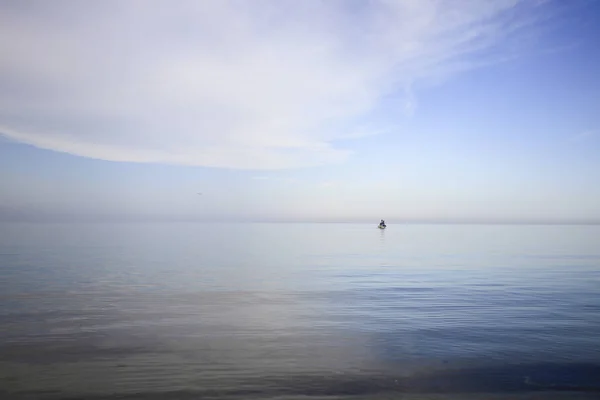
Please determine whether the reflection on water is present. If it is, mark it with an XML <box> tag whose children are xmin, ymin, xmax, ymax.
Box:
<box><xmin>1</xmin><ymin>222</ymin><xmax>600</xmax><ymax>399</ymax></box>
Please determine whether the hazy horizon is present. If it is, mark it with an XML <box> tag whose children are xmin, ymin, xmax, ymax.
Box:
<box><xmin>1</xmin><ymin>0</ymin><xmax>599</xmax><ymax>223</ymax></box>
<box><xmin>1</xmin><ymin>210</ymin><xmax>599</xmax><ymax>226</ymax></box>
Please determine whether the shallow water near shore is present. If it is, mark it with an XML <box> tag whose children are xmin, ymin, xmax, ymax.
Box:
<box><xmin>1</xmin><ymin>222</ymin><xmax>599</xmax><ymax>399</ymax></box>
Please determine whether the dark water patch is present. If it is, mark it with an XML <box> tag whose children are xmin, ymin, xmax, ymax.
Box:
<box><xmin>267</xmin><ymin>363</ymin><xmax>600</xmax><ymax>396</ymax></box>
<box><xmin>0</xmin><ymin>341</ymin><xmax>156</xmax><ymax>364</ymax></box>
<box><xmin>2</xmin><ymin>363</ymin><xmax>600</xmax><ymax>399</ymax></box>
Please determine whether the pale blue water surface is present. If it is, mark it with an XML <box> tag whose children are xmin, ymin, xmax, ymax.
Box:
<box><xmin>1</xmin><ymin>222</ymin><xmax>599</xmax><ymax>399</ymax></box>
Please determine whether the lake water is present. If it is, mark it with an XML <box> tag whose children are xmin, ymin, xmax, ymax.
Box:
<box><xmin>1</xmin><ymin>222</ymin><xmax>599</xmax><ymax>399</ymax></box>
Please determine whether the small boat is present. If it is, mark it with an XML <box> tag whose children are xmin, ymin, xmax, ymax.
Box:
<box><xmin>378</xmin><ymin>220</ymin><xmax>386</xmax><ymax>229</ymax></box>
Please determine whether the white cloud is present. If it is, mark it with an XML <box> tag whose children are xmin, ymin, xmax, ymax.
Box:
<box><xmin>0</xmin><ymin>0</ymin><xmax>551</xmax><ymax>169</ymax></box>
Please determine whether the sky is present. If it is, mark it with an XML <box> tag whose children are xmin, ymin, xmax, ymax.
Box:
<box><xmin>1</xmin><ymin>0</ymin><xmax>599</xmax><ymax>223</ymax></box>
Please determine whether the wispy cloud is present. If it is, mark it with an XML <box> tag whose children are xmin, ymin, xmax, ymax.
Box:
<box><xmin>319</xmin><ymin>181</ymin><xmax>337</xmax><ymax>188</ymax></box>
<box><xmin>251</xmin><ymin>175</ymin><xmax>297</xmax><ymax>183</ymax></box>
<box><xmin>0</xmin><ymin>0</ymin><xmax>553</xmax><ymax>169</ymax></box>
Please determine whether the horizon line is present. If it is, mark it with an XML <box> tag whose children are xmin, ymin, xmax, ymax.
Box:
<box><xmin>1</xmin><ymin>216</ymin><xmax>599</xmax><ymax>226</ymax></box>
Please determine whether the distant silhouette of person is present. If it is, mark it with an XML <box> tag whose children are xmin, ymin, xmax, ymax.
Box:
<box><xmin>380</xmin><ymin>219</ymin><xmax>386</xmax><ymax>227</ymax></box>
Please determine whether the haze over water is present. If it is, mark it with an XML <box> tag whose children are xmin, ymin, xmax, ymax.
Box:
<box><xmin>1</xmin><ymin>222</ymin><xmax>599</xmax><ymax>399</ymax></box>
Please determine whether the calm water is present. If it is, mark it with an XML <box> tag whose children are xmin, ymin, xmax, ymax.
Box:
<box><xmin>1</xmin><ymin>222</ymin><xmax>599</xmax><ymax>399</ymax></box>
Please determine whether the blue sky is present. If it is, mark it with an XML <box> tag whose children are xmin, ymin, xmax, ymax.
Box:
<box><xmin>1</xmin><ymin>0</ymin><xmax>599</xmax><ymax>223</ymax></box>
